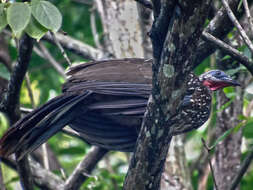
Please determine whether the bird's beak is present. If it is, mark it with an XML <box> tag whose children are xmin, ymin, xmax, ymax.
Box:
<box><xmin>222</xmin><ymin>77</ymin><xmax>240</xmax><ymax>86</ymax></box>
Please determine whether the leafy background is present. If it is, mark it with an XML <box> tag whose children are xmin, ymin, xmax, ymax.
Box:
<box><xmin>0</xmin><ymin>0</ymin><xmax>253</xmax><ymax>190</ymax></box>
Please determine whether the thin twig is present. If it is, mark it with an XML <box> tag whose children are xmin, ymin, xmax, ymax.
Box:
<box><xmin>63</xmin><ymin>147</ymin><xmax>108</xmax><ymax>190</ymax></box>
<box><xmin>49</xmin><ymin>31</ymin><xmax>72</xmax><ymax>66</ymax></box>
<box><xmin>25</xmin><ymin>73</ymin><xmax>35</xmax><ymax>108</ymax></box>
<box><xmin>42</xmin><ymin>145</ymin><xmax>49</xmax><ymax>170</ymax></box>
<box><xmin>90</xmin><ymin>6</ymin><xmax>103</xmax><ymax>49</ymax></box>
<box><xmin>202</xmin><ymin>31</ymin><xmax>253</xmax><ymax>75</ymax></box>
<box><xmin>62</xmin><ymin>127</ymin><xmax>85</xmax><ymax>141</ymax></box>
<box><xmin>201</xmin><ymin>138</ymin><xmax>219</xmax><ymax>190</ymax></box>
<box><xmin>134</xmin><ymin>0</ymin><xmax>153</xmax><ymax>10</ymax></box>
<box><xmin>38</xmin><ymin>42</ymin><xmax>67</xmax><ymax>79</ymax></box>
<box><xmin>25</xmin><ymin>73</ymin><xmax>50</xmax><ymax>171</ymax></box>
<box><xmin>43</xmin><ymin>32</ymin><xmax>104</xmax><ymax>60</ymax></box>
<box><xmin>194</xmin><ymin>0</ymin><xmax>253</xmax><ymax>68</ymax></box>
<box><xmin>20</xmin><ymin>107</ymin><xmax>33</xmax><ymax>114</ymax></box>
<box><xmin>104</xmin><ymin>154</ymin><xmax>120</xmax><ymax>190</ymax></box>
<box><xmin>243</xmin><ymin>0</ymin><xmax>253</xmax><ymax>36</ymax></box>
<box><xmin>221</xmin><ymin>0</ymin><xmax>253</xmax><ymax>54</ymax></box>
<box><xmin>229</xmin><ymin>145</ymin><xmax>253</xmax><ymax>190</ymax></box>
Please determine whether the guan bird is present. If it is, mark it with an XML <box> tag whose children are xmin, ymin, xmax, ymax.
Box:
<box><xmin>0</xmin><ymin>58</ymin><xmax>240</xmax><ymax>159</ymax></box>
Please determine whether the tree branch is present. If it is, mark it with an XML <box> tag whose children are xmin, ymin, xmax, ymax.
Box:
<box><xmin>221</xmin><ymin>0</ymin><xmax>253</xmax><ymax>54</ymax></box>
<box><xmin>38</xmin><ymin>42</ymin><xmax>67</xmax><ymax>79</ymax></box>
<box><xmin>49</xmin><ymin>31</ymin><xmax>72</xmax><ymax>65</ymax></box>
<box><xmin>90</xmin><ymin>6</ymin><xmax>103</xmax><ymax>49</ymax></box>
<box><xmin>63</xmin><ymin>147</ymin><xmax>108</xmax><ymax>190</ymax></box>
<box><xmin>134</xmin><ymin>0</ymin><xmax>153</xmax><ymax>10</ymax></box>
<box><xmin>201</xmin><ymin>138</ymin><xmax>219</xmax><ymax>190</ymax></box>
<box><xmin>43</xmin><ymin>32</ymin><xmax>104</xmax><ymax>60</ymax></box>
<box><xmin>243</xmin><ymin>0</ymin><xmax>253</xmax><ymax>35</ymax></box>
<box><xmin>202</xmin><ymin>31</ymin><xmax>253</xmax><ymax>75</ymax></box>
<box><xmin>0</xmin><ymin>34</ymin><xmax>34</xmax><ymax>190</ymax></box>
<box><xmin>123</xmin><ymin>1</ymin><xmax>212</xmax><ymax>189</ymax></box>
<box><xmin>2</xmin><ymin>157</ymin><xmax>63</xmax><ymax>190</ymax></box>
<box><xmin>229</xmin><ymin>145</ymin><xmax>253</xmax><ymax>190</ymax></box>
<box><xmin>194</xmin><ymin>0</ymin><xmax>253</xmax><ymax>68</ymax></box>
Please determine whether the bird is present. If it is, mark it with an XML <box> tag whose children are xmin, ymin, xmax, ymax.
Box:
<box><xmin>0</xmin><ymin>58</ymin><xmax>240</xmax><ymax>159</ymax></box>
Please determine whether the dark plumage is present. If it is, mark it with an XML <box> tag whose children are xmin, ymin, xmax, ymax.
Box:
<box><xmin>0</xmin><ymin>58</ymin><xmax>239</xmax><ymax>159</ymax></box>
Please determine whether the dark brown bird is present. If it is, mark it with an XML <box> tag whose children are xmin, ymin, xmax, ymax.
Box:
<box><xmin>0</xmin><ymin>58</ymin><xmax>240</xmax><ymax>159</ymax></box>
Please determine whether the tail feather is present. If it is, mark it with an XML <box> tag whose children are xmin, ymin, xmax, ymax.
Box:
<box><xmin>0</xmin><ymin>91</ymin><xmax>92</xmax><ymax>159</ymax></box>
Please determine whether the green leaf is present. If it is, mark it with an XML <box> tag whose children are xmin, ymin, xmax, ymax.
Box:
<box><xmin>210</xmin><ymin>127</ymin><xmax>234</xmax><ymax>149</ymax></box>
<box><xmin>233</xmin><ymin>121</ymin><xmax>245</xmax><ymax>133</ymax></box>
<box><xmin>215</xmin><ymin>97</ymin><xmax>235</xmax><ymax>114</ymax></box>
<box><xmin>237</xmin><ymin>0</ymin><xmax>243</xmax><ymax>11</ymax></box>
<box><xmin>221</xmin><ymin>55</ymin><xmax>231</xmax><ymax>61</ymax></box>
<box><xmin>210</xmin><ymin>120</ymin><xmax>247</xmax><ymax>149</ymax></box>
<box><xmin>0</xmin><ymin>4</ymin><xmax>7</xmax><ymax>32</ymax></box>
<box><xmin>243</xmin><ymin>119</ymin><xmax>253</xmax><ymax>138</ymax></box>
<box><xmin>25</xmin><ymin>16</ymin><xmax>48</xmax><ymax>40</ymax></box>
<box><xmin>31</xmin><ymin>0</ymin><xmax>62</xmax><ymax>32</ymax></box>
<box><xmin>7</xmin><ymin>2</ymin><xmax>31</xmax><ymax>36</ymax></box>
<box><xmin>238</xmin><ymin>114</ymin><xmax>248</xmax><ymax>121</ymax></box>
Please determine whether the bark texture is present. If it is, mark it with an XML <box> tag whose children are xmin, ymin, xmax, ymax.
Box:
<box><xmin>123</xmin><ymin>1</ymin><xmax>212</xmax><ymax>189</ymax></box>
<box><xmin>214</xmin><ymin>89</ymin><xmax>244</xmax><ymax>190</ymax></box>
<box><xmin>137</xmin><ymin>3</ymin><xmax>153</xmax><ymax>58</ymax></box>
<box><xmin>160</xmin><ymin>136</ymin><xmax>193</xmax><ymax>190</ymax></box>
<box><xmin>214</xmin><ymin>57</ymin><xmax>247</xmax><ymax>190</ymax></box>
<box><xmin>100</xmin><ymin>0</ymin><xmax>144</xmax><ymax>58</ymax></box>
<box><xmin>101</xmin><ymin>2</ymin><xmax>194</xmax><ymax>189</ymax></box>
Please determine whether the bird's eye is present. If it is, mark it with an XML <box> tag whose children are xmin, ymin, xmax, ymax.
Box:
<box><xmin>215</xmin><ymin>71</ymin><xmax>221</xmax><ymax>76</ymax></box>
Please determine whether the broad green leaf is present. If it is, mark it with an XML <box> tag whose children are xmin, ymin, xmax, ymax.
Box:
<box><xmin>238</xmin><ymin>114</ymin><xmax>248</xmax><ymax>121</ymax></box>
<box><xmin>226</xmin><ymin>65</ymin><xmax>247</xmax><ymax>76</ymax></box>
<box><xmin>0</xmin><ymin>4</ymin><xmax>7</xmax><ymax>32</ymax></box>
<box><xmin>242</xmin><ymin>119</ymin><xmax>253</xmax><ymax>139</ymax></box>
<box><xmin>25</xmin><ymin>16</ymin><xmax>48</xmax><ymax>40</ymax></box>
<box><xmin>31</xmin><ymin>0</ymin><xmax>62</xmax><ymax>32</ymax></box>
<box><xmin>7</xmin><ymin>3</ymin><xmax>31</xmax><ymax>36</ymax></box>
<box><xmin>244</xmin><ymin>47</ymin><xmax>252</xmax><ymax>58</ymax></box>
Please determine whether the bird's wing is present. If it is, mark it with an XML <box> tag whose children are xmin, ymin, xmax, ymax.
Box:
<box><xmin>63</xmin><ymin>58</ymin><xmax>152</xmax><ymax>92</ymax></box>
<box><xmin>67</xmin><ymin>83</ymin><xmax>150</xmax><ymax>152</ymax></box>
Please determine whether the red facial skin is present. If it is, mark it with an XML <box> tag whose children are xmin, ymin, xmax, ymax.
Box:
<box><xmin>203</xmin><ymin>80</ymin><xmax>231</xmax><ymax>91</ymax></box>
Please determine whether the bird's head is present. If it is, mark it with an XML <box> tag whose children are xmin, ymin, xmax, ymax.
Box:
<box><xmin>199</xmin><ymin>70</ymin><xmax>240</xmax><ymax>91</ymax></box>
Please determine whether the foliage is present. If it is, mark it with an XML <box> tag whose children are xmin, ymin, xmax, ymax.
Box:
<box><xmin>0</xmin><ymin>0</ymin><xmax>253</xmax><ymax>190</ymax></box>
<box><xmin>0</xmin><ymin>0</ymin><xmax>62</xmax><ymax>39</ymax></box>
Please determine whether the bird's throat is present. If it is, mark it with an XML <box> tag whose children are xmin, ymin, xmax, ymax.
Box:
<box><xmin>202</xmin><ymin>80</ymin><xmax>229</xmax><ymax>91</ymax></box>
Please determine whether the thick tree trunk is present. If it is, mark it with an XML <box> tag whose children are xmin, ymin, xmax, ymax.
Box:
<box><xmin>137</xmin><ymin>3</ymin><xmax>153</xmax><ymax>58</ymax></box>
<box><xmin>123</xmin><ymin>1</ymin><xmax>212</xmax><ymax>189</ymax></box>
<box><xmin>100</xmin><ymin>2</ymin><xmax>194</xmax><ymax>189</ymax></box>
<box><xmin>161</xmin><ymin>135</ymin><xmax>193</xmax><ymax>190</ymax></box>
<box><xmin>214</xmin><ymin>55</ymin><xmax>247</xmax><ymax>189</ymax></box>
<box><xmin>214</xmin><ymin>88</ymin><xmax>244</xmax><ymax>190</ymax></box>
<box><xmin>99</xmin><ymin>0</ymin><xmax>144</xmax><ymax>58</ymax></box>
